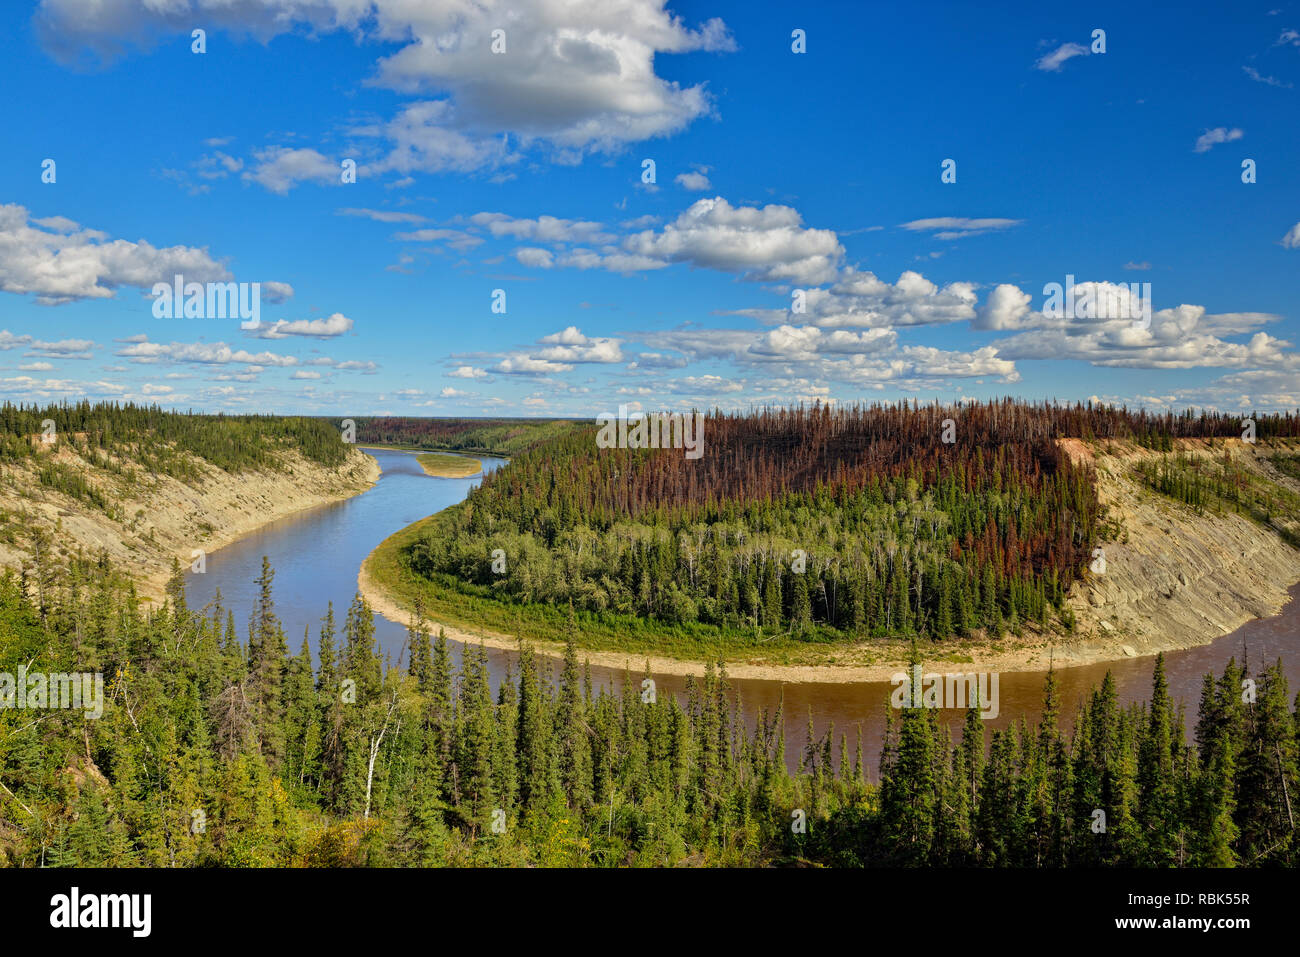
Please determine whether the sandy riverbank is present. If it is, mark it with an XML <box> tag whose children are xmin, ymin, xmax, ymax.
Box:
<box><xmin>358</xmin><ymin>554</ymin><xmax>1285</xmax><ymax>683</ymax></box>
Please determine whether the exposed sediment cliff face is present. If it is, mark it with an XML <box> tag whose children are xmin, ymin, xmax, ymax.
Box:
<box><xmin>1056</xmin><ymin>438</ymin><xmax>1300</xmax><ymax>666</ymax></box>
<box><xmin>0</xmin><ymin>444</ymin><xmax>379</xmax><ymax>603</ymax></box>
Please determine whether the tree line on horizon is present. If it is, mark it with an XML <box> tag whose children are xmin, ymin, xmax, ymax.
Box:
<box><xmin>0</xmin><ymin>401</ymin><xmax>350</xmax><ymax>476</ymax></box>
<box><xmin>351</xmin><ymin>416</ymin><xmax>576</xmax><ymax>457</ymax></box>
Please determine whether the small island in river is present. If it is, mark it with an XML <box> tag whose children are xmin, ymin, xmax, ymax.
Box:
<box><xmin>416</xmin><ymin>451</ymin><xmax>483</xmax><ymax>478</ymax></box>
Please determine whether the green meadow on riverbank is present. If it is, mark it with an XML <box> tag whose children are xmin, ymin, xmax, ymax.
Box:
<box><xmin>416</xmin><ymin>452</ymin><xmax>482</xmax><ymax>478</ymax></box>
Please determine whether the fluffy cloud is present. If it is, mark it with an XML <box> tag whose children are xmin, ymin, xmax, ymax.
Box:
<box><xmin>0</xmin><ymin>375</ymin><xmax>127</xmax><ymax>399</ymax></box>
<box><xmin>500</xmin><ymin>196</ymin><xmax>842</xmax><ymax>282</ymax></box>
<box><xmin>619</xmin><ymin>197</ymin><xmax>843</xmax><ymax>283</ymax></box>
<box><xmin>493</xmin><ymin>355</ymin><xmax>573</xmax><ymax>375</ymax></box>
<box><xmin>634</xmin><ymin>324</ymin><xmax>1016</xmax><ymax>389</ymax></box>
<box><xmin>515</xmin><ymin>247</ymin><xmax>554</xmax><ymax>268</ymax></box>
<box><xmin>1188</xmin><ymin>368</ymin><xmax>1300</xmax><ymax>411</ymax></box>
<box><xmin>974</xmin><ymin>283</ymin><xmax>1034</xmax><ymax>330</ymax></box>
<box><xmin>116</xmin><ymin>338</ymin><xmax>301</xmax><ymax>367</ymax></box>
<box><xmin>635</xmin><ymin>327</ymin><xmax>764</xmax><ymax>362</ymax></box>
<box><xmin>245</xmin><ymin>313</ymin><xmax>355</xmax><ymax>339</ymax></box>
<box><xmin>0</xmin><ymin>331</ymin><xmax>99</xmax><ymax>358</ymax></box>
<box><xmin>994</xmin><ymin>299</ymin><xmax>1291</xmax><ymax>370</ymax></box>
<box><xmin>359</xmin><ymin>2</ymin><xmax>735</xmax><ymax>154</ymax></box>
<box><xmin>749</xmin><ymin>325</ymin><xmax>897</xmax><ymax>360</ymax></box>
<box><xmin>780</xmin><ymin>269</ymin><xmax>977</xmax><ymax>329</ymax></box>
<box><xmin>39</xmin><ymin>1</ymin><xmax>735</xmax><ymax>177</ymax></box>
<box><xmin>544</xmin><ymin>248</ymin><xmax>667</xmax><ymax>272</ymax></box>
<box><xmin>487</xmin><ymin>326</ymin><xmax>623</xmax><ymax>374</ymax></box>
<box><xmin>447</xmin><ymin>365</ymin><xmax>490</xmax><ymax>378</ymax></box>
<box><xmin>890</xmin><ymin>345</ymin><xmax>1017</xmax><ymax>381</ymax></box>
<box><xmin>112</xmin><ymin>336</ymin><xmax>381</xmax><ymax>376</ymax></box>
<box><xmin>242</xmin><ymin>147</ymin><xmax>339</xmax><ymax>194</ymax></box>
<box><xmin>0</xmin><ymin>204</ymin><xmax>229</xmax><ymax>304</ymax></box>
<box><xmin>675</xmin><ymin>170</ymin><xmax>711</xmax><ymax>191</ymax></box>
<box><xmin>359</xmin><ymin>100</ymin><xmax>510</xmax><ymax>178</ymax></box>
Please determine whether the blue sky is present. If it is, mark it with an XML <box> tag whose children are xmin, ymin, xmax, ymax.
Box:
<box><xmin>2</xmin><ymin>0</ymin><xmax>1299</xmax><ymax>416</ymax></box>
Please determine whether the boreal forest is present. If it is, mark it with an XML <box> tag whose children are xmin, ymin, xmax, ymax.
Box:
<box><xmin>1</xmin><ymin>554</ymin><xmax>1296</xmax><ymax>867</ymax></box>
<box><xmin>0</xmin><ymin>400</ymin><xmax>1297</xmax><ymax>869</ymax></box>
<box><xmin>397</xmin><ymin>401</ymin><xmax>1300</xmax><ymax>650</ymax></box>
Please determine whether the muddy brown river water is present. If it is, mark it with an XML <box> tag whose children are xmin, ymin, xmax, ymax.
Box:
<box><xmin>187</xmin><ymin>448</ymin><xmax>1300</xmax><ymax>774</ymax></box>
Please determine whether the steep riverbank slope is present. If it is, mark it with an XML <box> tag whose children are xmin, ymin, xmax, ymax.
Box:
<box><xmin>1055</xmin><ymin>437</ymin><xmax>1300</xmax><ymax>667</ymax></box>
<box><xmin>0</xmin><ymin>441</ymin><xmax>379</xmax><ymax>603</ymax></box>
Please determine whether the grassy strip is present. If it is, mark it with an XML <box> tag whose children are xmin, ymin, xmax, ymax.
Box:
<box><xmin>362</xmin><ymin>506</ymin><xmax>1031</xmax><ymax>667</ymax></box>
<box><xmin>415</xmin><ymin>452</ymin><xmax>483</xmax><ymax>478</ymax></box>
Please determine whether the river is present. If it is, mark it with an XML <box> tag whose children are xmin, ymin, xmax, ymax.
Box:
<box><xmin>186</xmin><ymin>447</ymin><xmax>1300</xmax><ymax>774</ymax></box>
